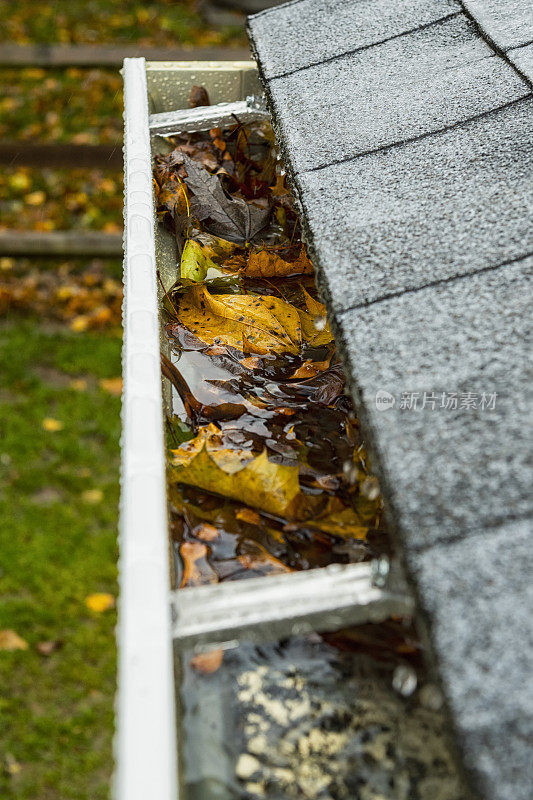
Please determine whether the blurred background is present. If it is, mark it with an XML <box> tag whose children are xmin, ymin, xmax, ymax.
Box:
<box><xmin>0</xmin><ymin>2</ymin><xmax>279</xmax><ymax>797</ymax></box>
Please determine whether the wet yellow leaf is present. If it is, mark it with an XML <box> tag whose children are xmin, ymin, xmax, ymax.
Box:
<box><xmin>0</xmin><ymin>630</ymin><xmax>28</xmax><ymax>651</ymax></box>
<box><xmin>298</xmin><ymin>497</ymin><xmax>372</xmax><ymax>539</ymax></box>
<box><xmin>82</xmin><ymin>489</ymin><xmax>103</xmax><ymax>504</ymax></box>
<box><xmin>85</xmin><ymin>593</ymin><xmax>115</xmax><ymax>613</ymax></box>
<box><xmin>235</xmin><ymin>508</ymin><xmax>262</xmax><ymax>526</ymax></box>
<box><xmin>99</xmin><ymin>377</ymin><xmax>123</xmax><ymax>396</ymax></box>
<box><xmin>180</xmin><ymin>239</ymin><xmax>218</xmax><ymax>282</ymax></box>
<box><xmin>177</xmin><ymin>284</ymin><xmax>332</xmax><ymax>355</ymax></box>
<box><xmin>42</xmin><ymin>417</ymin><xmax>63</xmax><ymax>432</ymax></box>
<box><xmin>244</xmin><ymin>246</ymin><xmax>314</xmax><ymax>278</ymax></box>
<box><xmin>298</xmin><ymin>289</ymin><xmax>333</xmax><ymax>346</ymax></box>
<box><xmin>289</xmin><ymin>356</ymin><xmax>332</xmax><ymax>380</ymax></box>
<box><xmin>169</xmin><ymin>423</ymin><xmax>301</xmax><ymax>517</ymax></box>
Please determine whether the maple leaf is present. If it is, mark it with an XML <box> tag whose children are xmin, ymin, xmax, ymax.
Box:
<box><xmin>176</xmin><ymin>284</ymin><xmax>333</xmax><ymax>356</ymax></box>
<box><xmin>169</xmin><ymin>423</ymin><xmax>301</xmax><ymax>517</ymax></box>
<box><xmin>181</xmin><ymin>154</ymin><xmax>271</xmax><ymax>245</ymax></box>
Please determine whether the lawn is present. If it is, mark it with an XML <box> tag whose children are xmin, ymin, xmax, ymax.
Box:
<box><xmin>0</xmin><ymin>0</ymin><xmax>244</xmax><ymax>47</ymax></box>
<box><xmin>0</xmin><ymin>315</ymin><xmax>122</xmax><ymax>798</ymax></box>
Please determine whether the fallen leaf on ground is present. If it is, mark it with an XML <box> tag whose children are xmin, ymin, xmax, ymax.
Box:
<box><xmin>36</xmin><ymin>640</ymin><xmax>62</xmax><ymax>656</ymax></box>
<box><xmin>42</xmin><ymin>417</ymin><xmax>63</xmax><ymax>432</ymax></box>
<box><xmin>170</xmin><ymin>423</ymin><xmax>301</xmax><ymax>517</ymax></box>
<box><xmin>99</xmin><ymin>377</ymin><xmax>123</xmax><ymax>396</ymax></box>
<box><xmin>70</xmin><ymin>378</ymin><xmax>88</xmax><ymax>391</ymax></box>
<box><xmin>190</xmin><ymin>648</ymin><xmax>223</xmax><ymax>674</ymax></box>
<box><xmin>0</xmin><ymin>630</ymin><xmax>28</xmax><ymax>651</ymax></box>
<box><xmin>70</xmin><ymin>315</ymin><xmax>89</xmax><ymax>332</ymax></box>
<box><xmin>25</xmin><ymin>190</ymin><xmax>46</xmax><ymax>206</ymax></box>
<box><xmin>5</xmin><ymin>754</ymin><xmax>22</xmax><ymax>775</ymax></box>
<box><xmin>81</xmin><ymin>489</ymin><xmax>103</xmax><ymax>504</ymax></box>
<box><xmin>85</xmin><ymin>593</ymin><xmax>115</xmax><ymax>612</ymax></box>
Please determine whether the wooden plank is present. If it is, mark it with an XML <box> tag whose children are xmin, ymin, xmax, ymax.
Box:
<box><xmin>0</xmin><ymin>231</ymin><xmax>123</xmax><ymax>256</ymax></box>
<box><xmin>0</xmin><ymin>143</ymin><xmax>123</xmax><ymax>168</ymax></box>
<box><xmin>0</xmin><ymin>43</ymin><xmax>252</xmax><ymax>67</ymax></box>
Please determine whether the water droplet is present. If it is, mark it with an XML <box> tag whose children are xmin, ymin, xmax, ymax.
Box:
<box><xmin>342</xmin><ymin>459</ymin><xmax>358</xmax><ymax>484</ymax></box>
<box><xmin>392</xmin><ymin>665</ymin><xmax>417</xmax><ymax>697</ymax></box>
<box><xmin>313</xmin><ymin>316</ymin><xmax>327</xmax><ymax>331</ymax></box>
<box><xmin>360</xmin><ymin>477</ymin><xmax>380</xmax><ymax>500</ymax></box>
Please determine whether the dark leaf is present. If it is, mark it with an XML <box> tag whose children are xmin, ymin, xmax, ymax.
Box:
<box><xmin>190</xmin><ymin>85</ymin><xmax>210</xmax><ymax>108</ymax></box>
<box><xmin>181</xmin><ymin>154</ymin><xmax>271</xmax><ymax>245</ymax></box>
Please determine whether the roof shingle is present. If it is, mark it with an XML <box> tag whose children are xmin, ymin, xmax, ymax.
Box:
<box><xmin>248</xmin><ymin>1</ymin><xmax>533</xmax><ymax>798</ymax></box>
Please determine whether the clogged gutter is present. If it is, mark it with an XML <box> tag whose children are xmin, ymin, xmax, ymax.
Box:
<box><xmin>151</xmin><ymin>85</ymin><xmax>466</xmax><ymax>800</ymax></box>
<box><xmin>154</xmin><ymin>87</ymin><xmax>395</xmax><ymax>593</ymax></box>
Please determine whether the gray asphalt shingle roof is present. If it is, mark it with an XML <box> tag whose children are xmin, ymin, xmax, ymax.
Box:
<box><xmin>248</xmin><ymin>2</ymin><xmax>533</xmax><ymax>799</ymax></box>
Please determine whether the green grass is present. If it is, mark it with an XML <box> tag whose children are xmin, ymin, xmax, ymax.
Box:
<box><xmin>0</xmin><ymin>0</ymin><xmax>244</xmax><ymax>47</ymax></box>
<box><xmin>0</xmin><ymin>68</ymin><xmax>123</xmax><ymax>144</ymax></box>
<box><xmin>0</xmin><ymin>317</ymin><xmax>122</xmax><ymax>799</ymax></box>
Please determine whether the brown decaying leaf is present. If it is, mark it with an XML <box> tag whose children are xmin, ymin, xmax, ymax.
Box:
<box><xmin>235</xmin><ymin>507</ymin><xmax>262</xmax><ymax>526</ymax></box>
<box><xmin>190</xmin><ymin>85</ymin><xmax>210</xmax><ymax>108</ymax></box>
<box><xmin>179</xmin><ymin>541</ymin><xmax>218</xmax><ymax>588</ymax></box>
<box><xmin>241</xmin><ymin>246</ymin><xmax>314</xmax><ymax>278</ymax></box>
